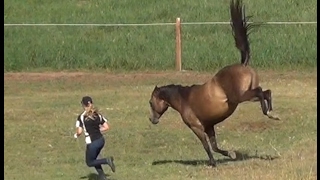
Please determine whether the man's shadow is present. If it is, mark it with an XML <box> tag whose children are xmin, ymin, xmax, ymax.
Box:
<box><xmin>80</xmin><ymin>173</ymin><xmax>115</xmax><ymax>180</ymax></box>
<box><xmin>152</xmin><ymin>150</ymin><xmax>279</xmax><ymax>166</ymax></box>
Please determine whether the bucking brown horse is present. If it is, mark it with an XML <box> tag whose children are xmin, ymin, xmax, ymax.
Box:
<box><xmin>148</xmin><ymin>0</ymin><xmax>280</xmax><ymax>167</ymax></box>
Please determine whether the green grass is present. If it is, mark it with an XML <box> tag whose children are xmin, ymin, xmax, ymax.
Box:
<box><xmin>4</xmin><ymin>70</ymin><xmax>317</xmax><ymax>180</ymax></box>
<box><xmin>4</xmin><ymin>0</ymin><xmax>317</xmax><ymax>72</ymax></box>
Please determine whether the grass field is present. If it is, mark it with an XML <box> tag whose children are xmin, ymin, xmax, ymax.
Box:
<box><xmin>4</xmin><ymin>70</ymin><xmax>317</xmax><ymax>180</ymax></box>
<box><xmin>4</xmin><ymin>0</ymin><xmax>317</xmax><ymax>179</ymax></box>
<box><xmin>4</xmin><ymin>0</ymin><xmax>317</xmax><ymax>71</ymax></box>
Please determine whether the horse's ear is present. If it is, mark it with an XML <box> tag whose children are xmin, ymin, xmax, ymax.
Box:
<box><xmin>154</xmin><ymin>85</ymin><xmax>158</xmax><ymax>90</ymax></box>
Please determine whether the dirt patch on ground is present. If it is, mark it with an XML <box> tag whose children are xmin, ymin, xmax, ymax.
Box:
<box><xmin>4</xmin><ymin>70</ymin><xmax>316</xmax><ymax>84</ymax></box>
<box><xmin>4</xmin><ymin>71</ymin><xmax>216</xmax><ymax>84</ymax></box>
<box><xmin>230</xmin><ymin>121</ymin><xmax>274</xmax><ymax>132</ymax></box>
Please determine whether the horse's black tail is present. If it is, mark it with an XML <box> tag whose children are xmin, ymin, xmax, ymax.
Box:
<box><xmin>230</xmin><ymin>0</ymin><xmax>254</xmax><ymax>66</ymax></box>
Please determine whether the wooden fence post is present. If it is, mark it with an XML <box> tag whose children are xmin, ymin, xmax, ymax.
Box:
<box><xmin>175</xmin><ymin>17</ymin><xmax>182</xmax><ymax>71</ymax></box>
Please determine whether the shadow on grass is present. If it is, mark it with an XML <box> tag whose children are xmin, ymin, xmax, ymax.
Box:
<box><xmin>80</xmin><ymin>173</ymin><xmax>115</xmax><ymax>180</ymax></box>
<box><xmin>152</xmin><ymin>150</ymin><xmax>280</xmax><ymax>166</ymax></box>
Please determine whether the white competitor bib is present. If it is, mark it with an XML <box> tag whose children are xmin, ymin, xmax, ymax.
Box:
<box><xmin>76</xmin><ymin>112</ymin><xmax>92</xmax><ymax>144</ymax></box>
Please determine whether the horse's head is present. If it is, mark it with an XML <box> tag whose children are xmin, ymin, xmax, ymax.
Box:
<box><xmin>148</xmin><ymin>85</ymin><xmax>169</xmax><ymax>124</ymax></box>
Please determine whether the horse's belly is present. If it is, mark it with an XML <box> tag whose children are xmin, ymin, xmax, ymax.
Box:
<box><xmin>189</xmin><ymin>82</ymin><xmax>237</xmax><ymax>122</ymax></box>
<box><xmin>195</xmin><ymin>101</ymin><xmax>237</xmax><ymax>122</ymax></box>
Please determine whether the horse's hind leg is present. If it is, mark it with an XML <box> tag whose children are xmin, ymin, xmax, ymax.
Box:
<box><xmin>241</xmin><ymin>87</ymin><xmax>279</xmax><ymax>120</ymax></box>
<box><xmin>205</xmin><ymin>127</ymin><xmax>236</xmax><ymax>160</ymax></box>
<box><xmin>240</xmin><ymin>87</ymin><xmax>268</xmax><ymax>113</ymax></box>
<box><xmin>248</xmin><ymin>89</ymin><xmax>273</xmax><ymax>112</ymax></box>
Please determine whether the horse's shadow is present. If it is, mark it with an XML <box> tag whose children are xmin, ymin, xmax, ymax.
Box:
<box><xmin>80</xmin><ymin>173</ymin><xmax>115</xmax><ymax>180</ymax></box>
<box><xmin>152</xmin><ymin>150</ymin><xmax>279</xmax><ymax>166</ymax></box>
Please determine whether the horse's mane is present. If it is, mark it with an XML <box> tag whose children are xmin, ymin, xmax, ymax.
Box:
<box><xmin>157</xmin><ymin>84</ymin><xmax>197</xmax><ymax>102</ymax></box>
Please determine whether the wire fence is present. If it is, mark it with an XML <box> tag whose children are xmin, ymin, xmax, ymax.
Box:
<box><xmin>4</xmin><ymin>21</ymin><xmax>317</xmax><ymax>27</ymax></box>
<box><xmin>5</xmin><ymin>20</ymin><xmax>317</xmax><ymax>71</ymax></box>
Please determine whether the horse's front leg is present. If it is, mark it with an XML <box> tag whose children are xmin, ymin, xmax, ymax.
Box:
<box><xmin>262</xmin><ymin>89</ymin><xmax>272</xmax><ymax>111</ymax></box>
<box><xmin>206</xmin><ymin>127</ymin><xmax>236</xmax><ymax>160</ymax></box>
<box><xmin>185</xmin><ymin>120</ymin><xmax>216</xmax><ymax>167</ymax></box>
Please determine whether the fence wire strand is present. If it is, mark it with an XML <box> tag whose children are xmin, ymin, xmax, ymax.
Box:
<box><xmin>4</xmin><ymin>21</ymin><xmax>317</xmax><ymax>27</ymax></box>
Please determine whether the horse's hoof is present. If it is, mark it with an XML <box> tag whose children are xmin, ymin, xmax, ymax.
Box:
<box><xmin>208</xmin><ymin>161</ymin><xmax>217</xmax><ymax>167</ymax></box>
<box><xmin>267</xmin><ymin>112</ymin><xmax>281</xmax><ymax>121</ymax></box>
<box><xmin>228</xmin><ymin>151</ymin><xmax>237</xmax><ymax>159</ymax></box>
<box><xmin>273</xmin><ymin>117</ymin><xmax>280</xmax><ymax>121</ymax></box>
<box><xmin>268</xmin><ymin>115</ymin><xmax>281</xmax><ymax>120</ymax></box>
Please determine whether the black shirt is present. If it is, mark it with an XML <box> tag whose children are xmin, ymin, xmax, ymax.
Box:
<box><xmin>76</xmin><ymin>111</ymin><xmax>108</xmax><ymax>144</ymax></box>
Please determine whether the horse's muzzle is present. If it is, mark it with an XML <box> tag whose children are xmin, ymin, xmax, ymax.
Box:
<box><xmin>149</xmin><ymin>117</ymin><xmax>159</xmax><ymax>124</ymax></box>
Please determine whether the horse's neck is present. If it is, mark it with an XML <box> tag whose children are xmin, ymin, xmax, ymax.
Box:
<box><xmin>165</xmin><ymin>85</ymin><xmax>193</xmax><ymax>112</ymax></box>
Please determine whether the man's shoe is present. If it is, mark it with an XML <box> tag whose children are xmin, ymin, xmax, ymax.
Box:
<box><xmin>106</xmin><ymin>156</ymin><xmax>115</xmax><ymax>173</ymax></box>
